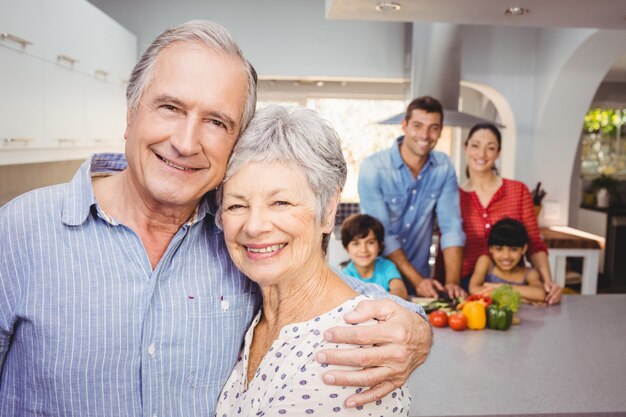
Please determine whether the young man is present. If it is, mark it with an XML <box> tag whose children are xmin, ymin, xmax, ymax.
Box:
<box><xmin>359</xmin><ymin>96</ymin><xmax>466</xmax><ymax>299</ymax></box>
<box><xmin>0</xmin><ymin>20</ymin><xmax>431</xmax><ymax>416</ymax></box>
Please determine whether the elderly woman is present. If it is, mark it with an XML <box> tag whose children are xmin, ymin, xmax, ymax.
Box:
<box><xmin>215</xmin><ymin>106</ymin><xmax>413</xmax><ymax>416</ymax></box>
<box><xmin>460</xmin><ymin>123</ymin><xmax>562</xmax><ymax>305</ymax></box>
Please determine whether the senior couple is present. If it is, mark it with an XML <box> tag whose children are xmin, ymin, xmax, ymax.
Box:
<box><xmin>0</xmin><ymin>21</ymin><xmax>427</xmax><ymax>416</ymax></box>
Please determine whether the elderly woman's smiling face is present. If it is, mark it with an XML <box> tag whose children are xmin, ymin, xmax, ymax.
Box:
<box><xmin>221</xmin><ymin>160</ymin><xmax>333</xmax><ymax>287</ymax></box>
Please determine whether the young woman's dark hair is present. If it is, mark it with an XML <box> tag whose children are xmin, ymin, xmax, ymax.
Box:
<box><xmin>488</xmin><ymin>218</ymin><xmax>529</xmax><ymax>248</ymax></box>
<box><xmin>465</xmin><ymin>122</ymin><xmax>502</xmax><ymax>178</ymax></box>
<box><xmin>340</xmin><ymin>214</ymin><xmax>385</xmax><ymax>255</ymax></box>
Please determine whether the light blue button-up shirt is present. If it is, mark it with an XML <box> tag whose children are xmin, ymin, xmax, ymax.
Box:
<box><xmin>358</xmin><ymin>137</ymin><xmax>465</xmax><ymax>278</ymax></box>
<box><xmin>0</xmin><ymin>153</ymin><xmax>423</xmax><ymax>417</ymax></box>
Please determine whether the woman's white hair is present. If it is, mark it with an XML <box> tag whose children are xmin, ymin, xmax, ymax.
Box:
<box><xmin>126</xmin><ymin>20</ymin><xmax>257</xmax><ymax>132</ymax></box>
<box><xmin>220</xmin><ymin>105</ymin><xmax>347</xmax><ymax>249</ymax></box>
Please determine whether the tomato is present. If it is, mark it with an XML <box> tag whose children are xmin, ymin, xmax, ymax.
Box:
<box><xmin>448</xmin><ymin>312</ymin><xmax>467</xmax><ymax>331</ymax></box>
<box><xmin>428</xmin><ymin>310</ymin><xmax>448</xmax><ymax>328</ymax></box>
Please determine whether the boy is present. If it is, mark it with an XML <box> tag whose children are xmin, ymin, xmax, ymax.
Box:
<box><xmin>341</xmin><ymin>214</ymin><xmax>409</xmax><ymax>299</ymax></box>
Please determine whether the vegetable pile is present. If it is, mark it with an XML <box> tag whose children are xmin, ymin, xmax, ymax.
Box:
<box><xmin>423</xmin><ymin>285</ymin><xmax>522</xmax><ymax>332</ymax></box>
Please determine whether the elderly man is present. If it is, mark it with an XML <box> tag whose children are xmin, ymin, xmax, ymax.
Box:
<box><xmin>0</xmin><ymin>20</ymin><xmax>430</xmax><ymax>416</ymax></box>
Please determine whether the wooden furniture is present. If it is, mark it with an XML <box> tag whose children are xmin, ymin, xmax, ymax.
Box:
<box><xmin>407</xmin><ymin>294</ymin><xmax>626</xmax><ymax>417</ymax></box>
<box><xmin>540</xmin><ymin>227</ymin><xmax>602</xmax><ymax>295</ymax></box>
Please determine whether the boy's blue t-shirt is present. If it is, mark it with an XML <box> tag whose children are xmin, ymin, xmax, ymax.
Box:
<box><xmin>343</xmin><ymin>257</ymin><xmax>401</xmax><ymax>291</ymax></box>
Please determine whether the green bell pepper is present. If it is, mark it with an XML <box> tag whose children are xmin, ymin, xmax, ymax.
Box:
<box><xmin>486</xmin><ymin>305</ymin><xmax>513</xmax><ymax>331</ymax></box>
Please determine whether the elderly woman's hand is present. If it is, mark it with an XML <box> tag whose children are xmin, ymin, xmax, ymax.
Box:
<box><xmin>315</xmin><ymin>298</ymin><xmax>432</xmax><ymax>408</ymax></box>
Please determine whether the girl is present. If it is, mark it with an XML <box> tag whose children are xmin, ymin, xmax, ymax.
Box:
<box><xmin>469</xmin><ymin>218</ymin><xmax>546</xmax><ymax>303</ymax></box>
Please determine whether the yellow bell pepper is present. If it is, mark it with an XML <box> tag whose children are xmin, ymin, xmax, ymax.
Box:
<box><xmin>461</xmin><ymin>301</ymin><xmax>486</xmax><ymax>330</ymax></box>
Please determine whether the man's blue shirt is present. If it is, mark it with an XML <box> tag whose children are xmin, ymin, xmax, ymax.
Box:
<box><xmin>358</xmin><ymin>137</ymin><xmax>465</xmax><ymax>277</ymax></box>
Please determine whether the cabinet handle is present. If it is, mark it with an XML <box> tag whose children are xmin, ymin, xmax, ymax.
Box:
<box><xmin>95</xmin><ymin>69</ymin><xmax>109</xmax><ymax>79</ymax></box>
<box><xmin>57</xmin><ymin>54</ymin><xmax>79</xmax><ymax>66</ymax></box>
<box><xmin>3</xmin><ymin>137</ymin><xmax>33</xmax><ymax>146</ymax></box>
<box><xmin>0</xmin><ymin>33</ymin><xmax>33</xmax><ymax>48</ymax></box>
<box><xmin>57</xmin><ymin>138</ymin><xmax>79</xmax><ymax>146</ymax></box>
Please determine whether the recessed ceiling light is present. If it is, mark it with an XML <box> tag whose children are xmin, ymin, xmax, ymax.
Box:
<box><xmin>375</xmin><ymin>2</ymin><xmax>401</xmax><ymax>12</ymax></box>
<box><xmin>505</xmin><ymin>7</ymin><xmax>529</xmax><ymax>16</ymax></box>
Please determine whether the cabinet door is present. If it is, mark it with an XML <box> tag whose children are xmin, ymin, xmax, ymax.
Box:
<box><xmin>82</xmin><ymin>1</ymin><xmax>136</xmax><ymax>85</ymax></box>
<box><xmin>0</xmin><ymin>47</ymin><xmax>45</xmax><ymax>151</ymax></box>
<box><xmin>84</xmin><ymin>77</ymin><xmax>127</xmax><ymax>145</ymax></box>
<box><xmin>43</xmin><ymin>62</ymin><xmax>86</xmax><ymax>147</ymax></box>
<box><xmin>42</xmin><ymin>0</ymin><xmax>87</xmax><ymax>73</ymax></box>
<box><xmin>0</xmin><ymin>0</ymin><xmax>43</xmax><ymax>57</ymax></box>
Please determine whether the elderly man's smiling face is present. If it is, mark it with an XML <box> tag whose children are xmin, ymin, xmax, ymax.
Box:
<box><xmin>123</xmin><ymin>42</ymin><xmax>248</xmax><ymax>210</ymax></box>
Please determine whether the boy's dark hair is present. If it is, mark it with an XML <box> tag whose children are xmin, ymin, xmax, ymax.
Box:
<box><xmin>340</xmin><ymin>214</ymin><xmax>385</xmax><ymax>255</ymax></box>
<box><xmin>488</xmin><ymin>218</ymin><xmax>529</xmax><ymax>248</ymax></box>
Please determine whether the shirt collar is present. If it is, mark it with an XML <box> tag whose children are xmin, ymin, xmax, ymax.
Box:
<box><xmin>391</xmin><ymin>136</ymin><xmax>435</xmax><ymax>170</ymax></box>
<box><xmin>61</xmin><ymin>153</ymin><xmax>214</xmax><ymax>226</ymax></box>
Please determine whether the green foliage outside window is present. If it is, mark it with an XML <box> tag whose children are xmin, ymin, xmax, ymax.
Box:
<box><xmin>583</xmin><ymin>108</ymin><xmax>625</xmax><ymax>137</ymax></box>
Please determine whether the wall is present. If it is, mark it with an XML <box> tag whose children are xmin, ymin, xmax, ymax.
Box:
<box><xmin>532</xmin><ymin>29</ymin><xmax>626</xmax><ymax>226</ymax></box>
<box><xmin>14</xmin><ymin>1</ymin><xmax>626</xmax><ymax>230</ymax></box>
<box><xmin>87</xmin><ymin>0</ymin><xmax>407</xmax><ymax>80</ymax></box>
<box><xmin>460</xmin><ymin>25</ymin><xmax>539</xmax><ymax>184</ymax></box>
<box><xmin>0</xmin><ymin>160</ymin><xmax>84</xmax><ymax>206</ymax></box>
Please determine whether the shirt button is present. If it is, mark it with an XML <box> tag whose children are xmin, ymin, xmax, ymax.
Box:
<box><xmin>485</xmin><ymin>224</ymin><xmax>491</xmax><ymax>229</ymax></box>
<box><xmin>412</xmin><ymin>189</ymin><xmax>416</xmax><ymax>194</ymax></box>
<box><xmin>431</xmin><ymin>193</ymin><xmax>435</xmax><ymax>198</ymax></box>
<box><xmin>402</xmin><ymin>238</ymin><xmax>407</xmax><ymax>243</ymax></box>
<box><xmin>417</xmin><ymin>175</ymin><xmax>422</xmax><ymax>180</ymax></box>
<box><xmin>410</xmin><ymin>205</ymin><xmax>414</xmax><ymax>210</ymax></box>
<box><xmin>483</xmin><ymin>213</ymin><xmax>488</xmax><ymax>218</ymax></box>
<box><xmin>147</xmin><ymin>343</ymin><xmax>156</xmax><ymax>356</ymax></box>
<box><xmin>392</xmin><ymin>198</ymin><xmax>396</xmax><ymax>203</ymax></box>
<box><xmin>221</xmin><ymin>300</ymin><xmax>230</xmax><ymax>311</ymax></box>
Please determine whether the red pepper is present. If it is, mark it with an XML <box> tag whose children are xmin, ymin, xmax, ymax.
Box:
<box><xmin>459</xmin><ymin>294</ymin><xmax>492</xmax><ymax>310</ymax></box>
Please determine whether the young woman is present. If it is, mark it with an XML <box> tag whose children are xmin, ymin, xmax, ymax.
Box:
<box><xmin>460</xmin><ymin>123</ymin><xmax>562</xmax><ymax>305</ymax></box>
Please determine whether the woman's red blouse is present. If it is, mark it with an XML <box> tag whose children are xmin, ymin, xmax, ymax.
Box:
<box><xmin>460</xmin><ymin>178</ymin><xmax>548</xmax><ymax>277</ymax></box>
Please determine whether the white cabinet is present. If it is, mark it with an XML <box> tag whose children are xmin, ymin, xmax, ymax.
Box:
<box><xmin>84</xmin><ymin>77</ymin><xmax>127</xmax><ymax>145</ymax></box>
<box><xmin>82</xmin><ymin>1</ymin><xmax>136</xmax><ymax>84</ymax></box>
<box><xmin>43</xmin><ymin>62</ymin><xmax>86</xmax><ymax>147</ymax></box>
<box><xmin>0</xmin><ymin>47</ymin><xmax>45</xmax><ymax>148</ymax></box>
<box><xmin>42</xmin><ymin>0</ymin><xmax>87</xmax><ymax>72</ymax></box>
<box><xmin>0</xmin><ymin>0</ymin><xmax>136</xmax><ymax>165</ymax></box>
<box><xmin>0</xmin><ymin>0</ymin><xmax>43</xmax><ymax>56</ymax></box>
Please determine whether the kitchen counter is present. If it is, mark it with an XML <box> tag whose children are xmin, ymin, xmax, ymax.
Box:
<box><xmin>407</xmin><ymin>295</ymin><xmax>626</xmax><ymax>416</ymax></box>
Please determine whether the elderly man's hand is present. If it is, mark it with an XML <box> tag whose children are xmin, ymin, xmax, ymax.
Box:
<box><xmin>316</xmin><ymin>299</ymin><xmax>432</xmax><ymax>408</ymax></box>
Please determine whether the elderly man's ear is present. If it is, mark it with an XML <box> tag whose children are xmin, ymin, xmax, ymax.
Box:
<box><xmin>322</xmin><ymin>190</ymin><xmax>341</xmax><ymax>234</ymax></box>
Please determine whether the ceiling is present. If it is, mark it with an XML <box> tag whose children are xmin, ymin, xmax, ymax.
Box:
<box><xmin>326</xmin><ymin>0</ymin><xmax>626</xmax><ymax>81</ymax></box>
<box><xmin>326</xmin><ymin>0</ymin><xmax>626</xmax><ymax>30</ymax></box>
<box><xmin>88</xmin><ymin>0</ymin><xmax>626</xmax><ymax>82</ymax></box>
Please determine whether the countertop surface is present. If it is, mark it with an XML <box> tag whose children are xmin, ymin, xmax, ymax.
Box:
<box><xmin>407</xmin><ymin>294</ymin><xmax>626</xmax><ymax>417</ymax></box>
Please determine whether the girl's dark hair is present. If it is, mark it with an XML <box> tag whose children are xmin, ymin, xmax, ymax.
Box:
<box><xmin>488</xmin><ymin>218</ymin><xmax>529</xmax><ymax>248</ymax></box>
<box><xmin>340</xmin><ymin>214</ymin><xmax>385</xmax><ymax>255</ymax></box>
<box><xmin>465</xmin><ymin>122</ymin><xmax>502</xmax><ymax>179</ymax></box>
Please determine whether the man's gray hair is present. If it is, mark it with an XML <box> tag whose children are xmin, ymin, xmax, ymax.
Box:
<box><xmin>126</xmin><ymin>20</ymin><xmax>257</xmax><ymax>132</ymax></box>
<box><xmin>223</xmin><ymin>105</ymin><xmax>347</xmax><ymax>224</ymax></box>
